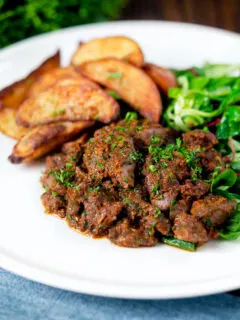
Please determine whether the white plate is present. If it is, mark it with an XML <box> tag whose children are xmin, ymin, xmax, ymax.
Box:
<box><xmin>0</xmin><ymin>21</ymin><xmax>240</xmax><ymax>299</ymax></box>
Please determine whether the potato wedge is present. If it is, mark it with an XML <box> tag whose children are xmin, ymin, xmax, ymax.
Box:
<box><xmin>0</xmin><ymin>108</ymin><xmax>30</xmax><ymax>140</ymax></box>
<box><xmin>17</xmin><ymin>84</ymin><xmax>119</xmax><ymax>127</ymax></box>
<box><xmin>71</xmin><ymin>36</ymin><xmax>144</xmax><ymax>67</ymax></box>
<box><xmin>143</xmin><ymin>63</ymin><xmax>177</xmax><ymax>95</ymax></box>
<box><xmin>79</xmin><ymin>58</ymin><xmax>162</xmax><ymax>122</ymax></box>
<box><xmin>54</xmin><ymin>75</ymin><xmax>100</xmax><ymax>90</ymax></box>
<box><xmin>0</xmin><ymin>51</ymin><xmax>60</xmax><ymax>109</ymax></box>
<box><xmin>27</xmin><ymin>66</ymin><xmax>99</xmax><ymax>97</ymax></box>
<box><xmin>9</xmin><ymin>121</ymin><xmax>94</xmax><ymax>164</ymax></box>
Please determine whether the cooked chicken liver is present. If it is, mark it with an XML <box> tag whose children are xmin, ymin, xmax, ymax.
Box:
<box><xmin>41</xmin><ymin>119</ymin><xmax>237</xmax><ymax>249</ymax></box>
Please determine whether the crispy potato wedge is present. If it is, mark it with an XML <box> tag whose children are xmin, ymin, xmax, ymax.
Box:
<box><xmin>79</xmin><ymin>58</ymin><xmax>162</xmax><ymax>122</ymax></box>
<box><xmin>71</xmin><ymin>36</ymin><xmax>144</xmax><ymax>67</ymax></box>
<box><xmin>54</xmin><ymin>75</ymin><xmax>100</xmax><ymax>90</ymax></box>
<box><xmin>27</xmin><ymin>66</ymin><xmax>99</xmax><ymax>97</ymax></box>
<box><xmin>9</xmin><ymin>121</ymin><xmax>94</xmax><ymax>164</ymax></box>
<box><xmin>143</xmin><ymin>63</ymin><xmax>177</xmax><ymax>95</ymax></box>
<box><xmin>0</xmin><ymin>108</ymin><xmax>30</xmax><ymax>140</ymax></box>
<box><xmin>17</xmin><ymin>84</ymin><xmax>119</xmax><ymax>127</ymax></box>
<box><xmin>0</xmin><ymin>51</ymin><xmax>60</xmax><ymax>109</ymax></box>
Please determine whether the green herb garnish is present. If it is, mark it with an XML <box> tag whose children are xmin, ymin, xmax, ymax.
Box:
<box><xmin>125</xmin><ymin>112</ymin><xmax>138</xmax><ymax>122</ymax></box>
<box><xmin>107</xmin><ymin>71</ymin><xmax>122</xmax><ymax>79</ymax></box>
<box><xmin>96</xmin><ymin>162</ymin><xmax>105</xmax><ymax>169</ymax></box>
<box><xmin>129</xmin><ymin>151</ymin><xmax>143</xmax><ymax>162</ymax></box>
<box><xmin>49</xmin><ymin>169</ymin><xmax>75</xmax><ymax>187</ymax></box>
<box><xmin>149</xmin><ymin>165</ymin><xmax>158</xmax><ymax>173</ymax></box>
<box><xmin>107</xmin><ymin>91</ymin><xmax>121</xmax><ymax>99</ymax></box>
<box><xmin>162</xmin><ymin>237</ymin><xmax>196</xmax><ymax>251</ymax></box>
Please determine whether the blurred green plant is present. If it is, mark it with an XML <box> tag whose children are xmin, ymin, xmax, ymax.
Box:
<box><xmin>0</xmin><ymin>0</ymin><xmax>127</xmax><ymax>48</ymax></box>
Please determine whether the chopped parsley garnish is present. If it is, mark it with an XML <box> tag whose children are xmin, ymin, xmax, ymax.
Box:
<box><xmin>151</xmin><ymin>135</ymin><xmax>161</xmax><ymax>144</ymax></box>
<box><xmin>66</xmin><ymin>162</ymin><xmax>73</xmax><ymax>168</ymax></box>
<box><xmin>149</xmin><ymin>165</ymin><xmax>158</xmax><ymax>173</ymax></box>
<box><xmin>152</xmin><ymin>184</ymin><xmax>160</xmax><ymax>195</ymax></box>
<box><xmin>82</xmin><ymin>211</ymin><xmax>88</xmax><ymax>217</ymax></box>
<box><xmin>129</xmin><ymin>151</ymin><xmax>143</xmax><ymax>162</ymax></box>
<box><xmin>111</xmin><ymin>142</ymin><xmax>117</xmax><ymax>149</ymax></box>
<box><xmin>107</xmin><ymin>91</ymin><xmax>121</xmax><ymax>99</ymax></box>
<box><xmin>154</xmin><ymin>208</ymin><xmax>162</xmax><ymax>217</ymax></box>
<box><xmin>96</xmin><ymin>162</ymin><xmax>104</xmax><ymax>169</ymax></box>
<box><xmin>49</xmin><ymin>169</ymin><xmax>75</xmax><ymax>187</ymax></box>
<box><xmin>51</xmin><ymin>109</ymin><xmax>65</xmax><ymax>117</ymax></box>
<box><xmin>125</xmin><ymin>112</ymin><xmax>138</xmax><ymax>122</ymax></box>
<box><xmin>51</xmin><ymin>191</ymin><xmax>58</xmax><ymax>197</ymax></box>
<box><xmin>70</xmin><ymin>156</ymin><xmax>77</xmax><ymax>162</ymax></box>
<box><xmin>124</xmin><ymin>177</ymin><xmax>129</xmax><ymax>183</ymax></box>
<box><xmin>168</xmin><ymin>172</ymin><xmax>174</xmax><ymax>182</ymax></box>
<box><xmin>116</xmin><ymin>126</ymin><xmax>126</xmax><ymax>132</ymax></box>
<box><xmin>43</xmin><ymin>185</ymin><xmax>49</xmax><ymax>191</ymax></box>
<box><xmin>170</xmin><ymin>199</ymin><xmax>177</xmax><ymax>209</ymax></box>
<box><xmin>117</xmin><ymin>136</ymin><xmax>125</xmax><ymax>142</ymax></box>
<box><xmin>89</xmin><ymin>185</ymin><xmax>102</xmax><ymax>192</ymax></box>
<box><xmin>148</xmin><ymin>221</ymin><xmax>156</xmax><ymax>236</ymax></box>
<box><xmin>191</xmin><ymin>166</ymin><xmax>202</xmax><ymax>181</ymax></box>
<box><xmin>107</xmin><ymin>71</ymin><xmax>122</xmax><ymax>79</ymax></box>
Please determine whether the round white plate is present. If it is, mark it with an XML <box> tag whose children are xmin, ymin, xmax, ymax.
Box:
<box><xmin>0</xmin><ymin>21</ymin><xmax>240</xmax><ymax>299</ymax></box>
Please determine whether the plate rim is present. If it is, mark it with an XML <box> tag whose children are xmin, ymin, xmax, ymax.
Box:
<box><xmin>1</xmin><ymin>20</ymin><xmax>240</xmax><ymax>55</ymax></box>
<box><xmin>2</xmin><ymin>248</ymin><xmax>240</xmax><ymax>299</ymax></box>
<box><xmin>1</xmin><ymin>20</ymin><xmax>240</xmax><ymax>299</ymax></box>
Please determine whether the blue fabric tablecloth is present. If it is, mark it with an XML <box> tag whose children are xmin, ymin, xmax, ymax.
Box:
<box><xmin>1</xmin><ymin>269</ymin><xmax>239</xmax><ymax>320</ymax></box>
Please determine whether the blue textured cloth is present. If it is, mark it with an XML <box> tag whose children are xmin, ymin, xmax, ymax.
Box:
<box><xmin>1</xmin><ymin>269</ymin><xmax>239</xmax><ymax>320</ymax></box>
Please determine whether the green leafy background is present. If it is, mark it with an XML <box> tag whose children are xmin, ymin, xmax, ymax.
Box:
<box><xmin>0</xmin><ymin>0</ymin><xmax>127</xmax><ymax>48</ymax></box>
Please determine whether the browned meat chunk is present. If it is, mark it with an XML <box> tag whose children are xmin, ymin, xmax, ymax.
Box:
<box><xmin>199</xmin><ymin>150</ymin><xmax>225</xmax><ymax>173</ymax></box>
<box><xmin>41</xmin><ymin>173</ymin><xmax>67</xmax><ymax>196</ymax></box>
<box><xmin>41</xmin><ymin>191</ymin><xmax>66</xmax><ymax>218</ymax></box>
<box><xmin>180</xmin><ymin>180</ymin><xmax>210</xmax><ymax>199</ymax></box>
<box><xmin>144</xmin><ymin>155</ymin><xmax>181</xmax><ymax>210</ymax></box>
<box><xmin>120</xmin><ymin>188</ymin><xmax>171</xmax><ymax>236</ymax></box>
<box><xmin>83</xmin><ymin>190</ymin><xmax>123</xmax><ymax>237</ymax></box>
<box><xmin>173</xmin><ymin>212</ymin><xmax>208</xmax><ymax>244</ymax></box>
<box><xmin>83</xmin><ymin>126</ymin><xmax>136</xmax><ymax>188</ymax></box>
<box><xmin>45</xmin><ymin>154</ymin><xmax>66</xmax><ymax>171</ymax></box>
<box><xmin>135</xmin><ymin>125</ymin><xmax>168</xmax><ymax>147</ymax></box>
<box><xmin>170</xmin><ymin>199</ymin><xmax>191</xmax><ymax>220</ymax></box>
<box><xmin>108</xmin><ymin>219</ymin><xmax>158</xmax><ymax>248</ymax></box>
<box><xmin>182</xmin><ymin>129</ymin><xmax>218</xmax><ymax>150</ymax></box>
<box><xmin>191</xmin><ymin>195</ymin><xmax>237</xmax><ymax>226</ymax></box>
<box><xmin>151</xmin><ymin>190</ymin><xmax>178</xmax><ymax>211</ymax></box>
<box><xmin>40</xmin><ymin>118</ymin><xmax>231</xmax><ymax>250</ymax></box>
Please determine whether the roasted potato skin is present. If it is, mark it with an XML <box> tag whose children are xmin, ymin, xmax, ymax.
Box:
<box><xmin>0</xmin><ymin>51</ymin><xmax>60</xmax><ymax>109</ymax></box>
<box><xmin>9</xmin><ymin>121</ymin><xmax>94</xmax><ymax>164</ymax></box>
<box><xmin>143</xmin><ymin>63</ymin><xmax>177</xmax><ymax>95</ymax></box>
<box><xmin>71</xmin><ymin>36</ymin><xmax>144</xmax><ymax>67</ymax></box>
<box><xmin>0</xmin><ymin>108</ymin><xmax>30</xmax><ymax>140</ymax></box>
<box><xmin>79</xmin><ymin>58</ymin><xmax>162</xmax><ymax>123</ymax></box>
<box><xmin>17</xmin><ymin>83</ymin><xmax>120</xmax><ymax>127</ymax></box>
<box><xmin>27</xmin><ymin>66</ymin><xmax>100</xmax><ymax>97</ymax></box>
